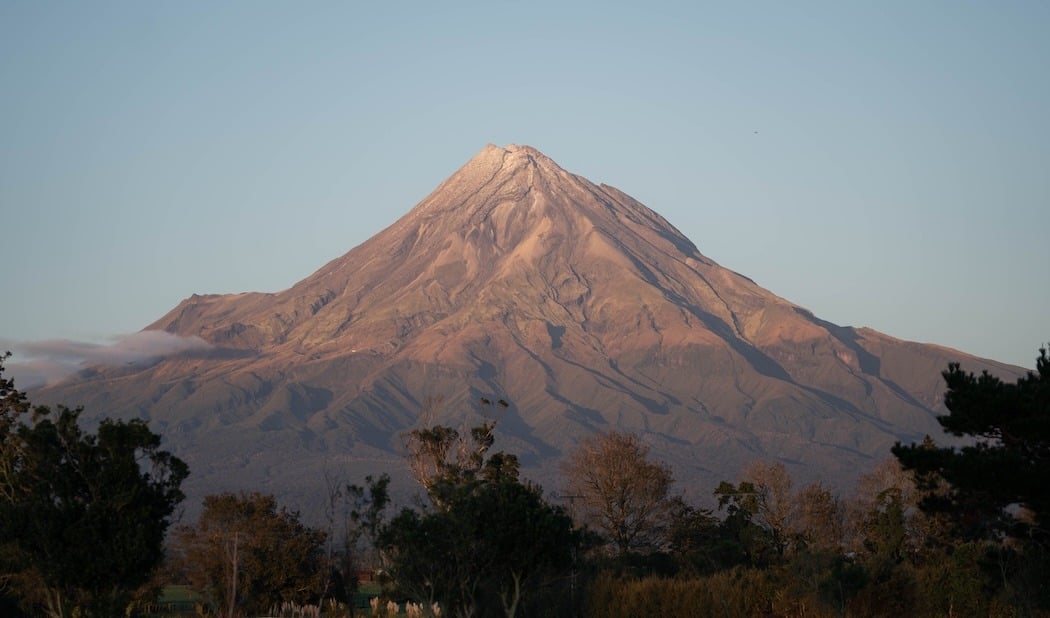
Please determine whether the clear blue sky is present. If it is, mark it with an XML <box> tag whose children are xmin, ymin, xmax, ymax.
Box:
<box><xmin>2</xmin><ymin>2</ymin><xmax>1047</xmax><ymax>371</ymax></box>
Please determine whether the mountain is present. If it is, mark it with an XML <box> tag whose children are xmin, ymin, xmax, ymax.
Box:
<box><xmin>37</xmin><ymin>144</ymin><xmax>1023</xmax><ymax>517</ymax></box>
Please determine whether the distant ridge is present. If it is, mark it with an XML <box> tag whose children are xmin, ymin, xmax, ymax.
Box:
<box><xmin>37</xmin><ymin>144</ymin><xmax>1024</xmax><ymax>519</ymax></box>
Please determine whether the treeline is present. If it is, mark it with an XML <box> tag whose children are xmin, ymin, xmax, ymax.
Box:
<box><xmin>579</xmin><ymin>349</ymin><xmax>1050</xmax><ymax>617</ymax></box>
<box><xmin>0</xmin><ymin>347</ymin><xmax>1047</xmax><ymax>617</ymax></box>
<box><xmin>583</xmin><ymin>456</ymin><xmax>1041</xmax><ymax>617</ymax></box>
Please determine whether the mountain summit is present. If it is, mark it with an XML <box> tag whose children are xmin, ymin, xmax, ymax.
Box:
<box><xmin>39</xmin><ymin>144</ymin><xmax>1021</xmax><ymax>512</ymax></box>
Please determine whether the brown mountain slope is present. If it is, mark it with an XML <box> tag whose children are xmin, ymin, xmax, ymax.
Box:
<box><xmin>38</xmin><ymin>145</ymin><xmax>1023</xmax><ymax>516</ymax></box>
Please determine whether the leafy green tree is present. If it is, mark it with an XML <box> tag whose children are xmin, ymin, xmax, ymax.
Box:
<box><xmin>345</xmin><ymin>473</ymin><xmax>391</xmax><ymax>564</ymax></box>
<box><xmin>0</xmin><ymin>353</ymin><xmax>188</xmax><ymax>617</ymax></box>
<box><xmin>713</xmin><ymin>479</ymin><xmax>777</xmax><ymax>568</ymax></box>
<box><xmin>382</xmin><ymin>477</ymin><xmax>576</xmax><ymax>618</ymax></box>
<box><xmin>666</xmin><ymin>498</ymin><xmax>745</xmax><ymax>575</ymax></box>
<box><xmin>470</xmin><ymin>478</ymin><xmax>577</xmax><ymax>616</ymax></box>
<box><xmin>383</xmin><ymin>421</ymin><xmax>577</xmax><ymax>617</ymax></box>
<box><xmin>170</xmin><ymin>492</ymin><xmax>327</xmax><ymax>617</ymax></box>
<box><xmin>380</xmin><ymin>508</ymin><xmax>458</xmax><ymax>614</ymax></box>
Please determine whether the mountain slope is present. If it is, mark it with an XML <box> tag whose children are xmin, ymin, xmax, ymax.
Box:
<box><xmin>38</xmin><ymin>145</ymin><xmax>1023</xmax><ymax>515</ymax></box>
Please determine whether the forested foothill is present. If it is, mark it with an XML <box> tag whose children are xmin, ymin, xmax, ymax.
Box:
<box><xmin>0</xmin><ymin>346</ymin><xmax>1047</xmax><ymax>616</ymax></box>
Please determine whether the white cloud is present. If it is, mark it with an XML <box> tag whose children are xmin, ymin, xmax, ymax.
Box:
<box><xmin>1</xmin><ymin>331</ymin><xmax>212</xmax><ymax>389</ymax></box>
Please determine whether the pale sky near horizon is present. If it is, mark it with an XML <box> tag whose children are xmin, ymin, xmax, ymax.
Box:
<box><xmin>1</xmin><ymin>2</ymin><xmax>1047</xmax><ymax>377</ymax></box>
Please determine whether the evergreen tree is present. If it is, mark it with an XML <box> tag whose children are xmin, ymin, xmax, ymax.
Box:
<box><xmin>892</xmin><ymin>346</ymin><xmax>1050</xmax><ymax>540</ymax></box>
<box><xmin>893</xmin><ymin>345</ymin><xmax>1050</xmax><ymax>611</ymax></box>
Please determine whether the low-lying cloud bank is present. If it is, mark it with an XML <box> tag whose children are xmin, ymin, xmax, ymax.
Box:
<box><xmin>2</xmin><ymin>331</ymin><xmax>213</xmax><ymax>389</ymax></box>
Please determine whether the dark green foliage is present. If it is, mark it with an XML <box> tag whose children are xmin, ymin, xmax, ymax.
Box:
<box><xmin>813</xmin><ymin>553</ymin><xmax>868</xmax><ymax>615</ymax></box>
<box><xmin>913</xmin><ymin>542</ymin><xmax>995</xmax><ymax>616</ymax></box>
<box><xmin>170</xmin><ymin>492</ymin><xmax>327</xmax><ymax>616</ymax></box>
<box><xmin>858</xmin><ymin>487</ymin><xmax>909</xmax><ymax>578</ymax></box>
<box><xmin>667</xmin><ymin>498</ymin><xmax>749</xmax><ymax>574</ymax></box>
<box><xmin>383</xmin><ymin>422</ymin><xmax>578</xmax><ymax>617</ymax></box>
<box><xmin>893</xmin><ymin>347</ymin><xmax>1050</xmax><ymax>540</ymax></box>
<box><xmin>0</xmin><ymin>351</ymin><xmax>30</xmax><ymax>420</ymax></box>
<box><xmin>993</xmin><ymin>542</ymin><xmax>1050</xmax><ymax>613</ymax></box>
<box><xmin>713</xmin><ymin>480</ymin><xmax>778</xmax><ymax>567</ymax></box>
<box><xmin>0</xmin><ymin>353</ymin><xmax>188</xmax><ymax>617</ymax></box>
<box><xmin>585</xmin><ymin>345</ymin><xmax>1049</xmax><ymax>618</ymax></box>
<box><xmin>346</xmin><ymin>473</ymin><xmax>390</xmax><ymax>555</ymax></box>
<box><xmin>892</xmin><ymin>345</ymin><xmax>1050</xmax><ymax>613</ymax></box>
<box><xmin>380</xmin><ymin>508</ymin><xmax>458</xmax><ymax>610</ymax></box>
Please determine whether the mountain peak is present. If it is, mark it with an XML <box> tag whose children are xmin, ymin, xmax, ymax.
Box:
<box><xmin>476</xmin><ymin>143</ymin><xmax>550</xmax><ymax>161</ymax></box>
<box><xmin>501</xmin><ymin>143</ymin><xmax>553</xmax><ymax>162</ymax></box>
<box><xmin>43</xmin><ymin>144</ymin><xmax>1026</xmax><ymax>523</ymax></box>
<box><xmin>455</xmin><ymin>143</ymin><xmax>566</xmax><ymax>184</ymax></box>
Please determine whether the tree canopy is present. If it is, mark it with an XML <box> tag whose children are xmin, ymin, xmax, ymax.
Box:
<box><xmin>0</xmin><ymin>352</ymin><xmax>188</xmax><ymax>617</ymax></box>
<box><xmin>382</xmin><ymin>419</ymin><xmax>577</xmax><ymax>617</ymax></box>
<box><xmin>562</xmin><ymin>430</ymin><xmax>675</xmax><ymax>555</ymax></box>
<box><xmin>892</xmin><ymin>346</ymin><xmax>1050</xmax><ymax>540</ymax></box>
<box><xmin>170</xmin><ymin>491</ymin><xmax>327</xmax><ymax>617</ymax></box>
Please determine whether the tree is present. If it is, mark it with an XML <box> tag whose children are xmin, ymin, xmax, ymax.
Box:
<box><xmin>794</xmin><ymin>482</ymin><xmax>845</xmax><ymax>553</ymax></box>
<box><xmin>344</xmin><ymin>473</ymin><xmax>391</xmax><ymax>569</ymax></box>
<box><xmin>466</xmin><ymin>478</ymin><xmax>576</xmax><ymax>617</ymax></box>
<box><xmin>170</xmin><ymin>492</ymin><xmax>327</xmax><ymax>617</ymax></box>
<box><xmin>404</xmin><ymin>423</ymin><xmax>463</xmax><ymax>498</ymax></box>
<box><xmin>382</xmin><ymin>477</ymin><xmax>575</xmax><ymax>618</ymax></box>
<box><xmin>892</xmin><ymin>346</ymin><xmax>1050</xmax><ymax>611</ymax></box>
<box><xmin>380</xmin><ymin>508</ymin><xmax>457</xmax><ymax>614</ymax></box>
<box><xmin>665</xmin><ymin>497</ymin><xmax>745</xmax><ymax>574</ymax></box>
<box><xmin>0</xmin><ymin>353</ymin><xmax>188</xmax><ymax>617</ymax></box>
<box><xmin>892</xmin><ymin>347</ymin><xmax>1050</xmax><ymax>540</ymax></box>
<box><xmin>846</xmin><ymin>458</ymin><xmax>944</xmax><ymax>566</ymax></box>
<box><xmin>739</xmin><ymin>461</ymin><xmax>795</xmax><ymax>557</ymax></box>
<box><xmin>383</xmin><ymin>420</ymin><xmax>577</xmax><ymax>617</ymax></box>
<box><xmin>713</xmin><ymin>478</ymin><xmax>778</xmax><ymax>567</ymax></box>
<box><xmin>562</xmin><ymin>431</ymin><xmax>675</xmax><ymax>555</ymax></box>
<box><xmin>404</xmin><ymin>416</ymin><xmax>519</xmax><ymax>509</ymax></box>
<box><xmin>318</xmin><ymin>472</ymin><xmax>391</xmax><ymax>606</ymax></box>
<box><xmin>714</xmin><ymin>461</ymin><xmax>845</xmax><ymax>563</ymax></box>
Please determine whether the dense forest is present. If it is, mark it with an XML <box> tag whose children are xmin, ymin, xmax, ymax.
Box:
<box><xmin>1</xmin><ymin>347</ymin><xmax>1047</xmax><ymax>617</ymax></box>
